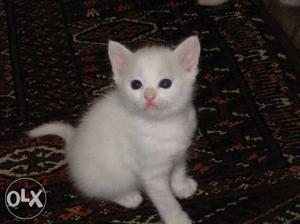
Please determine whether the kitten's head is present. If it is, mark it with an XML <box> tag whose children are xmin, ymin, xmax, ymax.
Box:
<box><xmin>108</xmin><ymin>36</ymin><xmax>201</xmax><ymax>118</ymax></box>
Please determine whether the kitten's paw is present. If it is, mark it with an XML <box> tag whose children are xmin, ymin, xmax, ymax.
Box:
<box><xmin>164</xmin><ymin>212</ymin><xmax>192</xmax><ymax>224</ymax></box>
<box><xmin>172</xmin><ymin>177</ymin><xmax>198</xmax><ymax>199</ymax></box>
<box><xmin>113</xmin><ymin>192</ymin><xmax>143</xmax><ymax>209</ymax></box>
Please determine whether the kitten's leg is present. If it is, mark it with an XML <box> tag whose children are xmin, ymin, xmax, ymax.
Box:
<box><xmin>143</xmin><ymin>176</ymin><xmax>192</xmax><ymax>224</ymax></box>
<box><xmin>171</xmin><ymin>160</ymin><xmax>198</xmax><ymax>199</ymax></box>
<box><xmin>113</xmin><ymin>191</ymin><xmax>143</xmax><ymax>209</ymax></box>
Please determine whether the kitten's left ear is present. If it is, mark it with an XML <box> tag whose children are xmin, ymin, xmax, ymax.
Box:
<box><xmin>173</xmin><ymin>36</ymin><xmax>201</xmax><ymax>73</ymax></box>
<box><xmin>108</xmin><ymin>40</ymin><xmax>132</xmax><ymax>76</ymax></box>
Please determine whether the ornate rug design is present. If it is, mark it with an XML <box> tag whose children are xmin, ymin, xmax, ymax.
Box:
<box><xmin>0</xmin><ymin>0</ymin><xmax>299</xmax><ymax>223</ymax></box>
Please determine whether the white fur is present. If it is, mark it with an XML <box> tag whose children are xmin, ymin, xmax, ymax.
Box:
<box><xmin>197</xmin><ymin>0</ymin><xmax>228</xmax><ymax>6</ymax></box>
<box><xmin>28</xmin><ymin>36</ymin><xmax>201</xmax><ymax>224</ymax></box>
<box><xmin>28</xmin><ymin>122</ymin><xmax>74</xmax><ymax>142</ymax></box>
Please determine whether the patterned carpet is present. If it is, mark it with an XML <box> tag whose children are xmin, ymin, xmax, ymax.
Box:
<box><xmin>1</xmin><ymin>0</ymin><xmax>300</xmax><ymax>223</ymax></box>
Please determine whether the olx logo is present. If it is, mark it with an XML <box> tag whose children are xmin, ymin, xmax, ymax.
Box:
<box><xmin>5</xmin><ymin>178</ymin><xmax>47</xmax><ymax>220</ymax></box>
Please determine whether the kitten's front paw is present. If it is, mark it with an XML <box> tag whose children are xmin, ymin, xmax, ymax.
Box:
<box><xmin>164</xmin><ymin>212</ymin><xmax>192</xmax><ymax>224</ymax></box>
<box><xmin>172</xmin><ymin>177</ymin><xmax>198</xmax><ymax>199</ymax></box>
<box><xmin>113</xmin><ymin>192</ymin><xmax>143</xmax><ymax>209</ymax></box>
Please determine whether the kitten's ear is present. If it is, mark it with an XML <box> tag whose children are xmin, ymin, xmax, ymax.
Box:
<box><xmin>173</xmin><ymin>36</ymin><xmax>201</xmax><ymax>73</ymax></box>
<box><xmin>108</xmin><ymin>40</ymin><xmax>132</xmax><ymax>76</ymax></box>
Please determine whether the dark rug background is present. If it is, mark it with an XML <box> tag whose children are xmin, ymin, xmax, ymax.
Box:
<box><xmin>0</xmin><ymin>0</ymin><xmax>300</xmax><ymax>223</ymax></box>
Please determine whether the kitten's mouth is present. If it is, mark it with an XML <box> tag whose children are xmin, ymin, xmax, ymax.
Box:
<box><xmin>145</xmin><ymin>100</ymin><xmax>157</xmax><ymax>111</ymax></box>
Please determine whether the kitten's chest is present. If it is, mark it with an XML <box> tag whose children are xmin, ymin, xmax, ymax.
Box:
<box><xmin>131</xmin><ymin>111</ymin><xmax>196</xmax><ymax>154</ymax></box>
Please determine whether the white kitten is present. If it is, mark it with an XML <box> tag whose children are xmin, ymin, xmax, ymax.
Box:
<box><xmin>28</xmin><ymin>36</ymin><xmax>201</xmax><ymax>224</ymax></box>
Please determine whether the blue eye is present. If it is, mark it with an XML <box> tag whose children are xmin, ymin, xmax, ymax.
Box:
<box><xmin>131</xmin><ymin>80</ymin><xmax>143</xmax><ymax>90</ymax></box>
<box><xmin>159</xmin><ymin>79</ymin><xmax>172</xmax><ymax>89</ymax></box>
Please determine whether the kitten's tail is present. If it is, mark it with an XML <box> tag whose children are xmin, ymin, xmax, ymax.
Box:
<box><xmin>27</xmin><ymin>122</ymin><xmax>75</xmax><ymax>143</ymax></box>
<box><xmin>197</xmin><ymin>0</ymin><xmax>228</xmax><ymax>6</ymax></box>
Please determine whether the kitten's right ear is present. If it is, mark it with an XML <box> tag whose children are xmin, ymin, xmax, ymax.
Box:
<box><xmin>108</xmin><ymin>40</ymin><xmax>132</xmax><ymax>76</ymax></box>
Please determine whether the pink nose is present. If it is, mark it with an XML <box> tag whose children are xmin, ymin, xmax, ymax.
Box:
<box><xmin>144</xmin><ymin>88</ymin><xmax>156</xmax><ymax>100</ymax></box>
